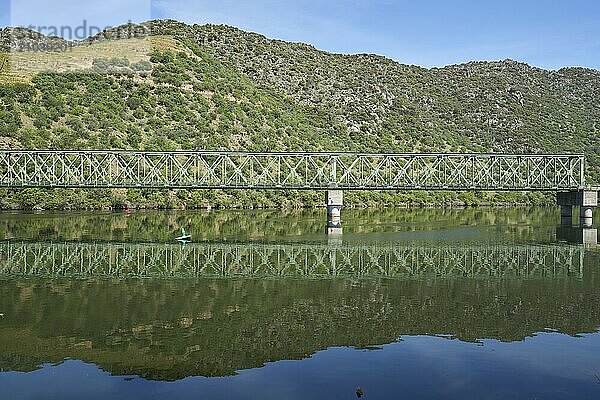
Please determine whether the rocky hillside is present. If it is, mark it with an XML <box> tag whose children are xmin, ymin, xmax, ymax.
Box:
<box><xmin>0</xmin><ymin>20</ymin><xmax>598</xmax><ymax>209</ymax></box>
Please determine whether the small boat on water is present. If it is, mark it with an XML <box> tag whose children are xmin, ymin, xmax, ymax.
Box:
<box><xmin>176</xmin><ymin>228</ymin><xmax>191</xmax><ymax>242</ymax></box>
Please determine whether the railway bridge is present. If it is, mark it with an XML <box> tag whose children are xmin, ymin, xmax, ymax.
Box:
<box><xmin>0</xmin><ymin>151</ymin><xmax>596</xmax><ymax>226</ymax></box>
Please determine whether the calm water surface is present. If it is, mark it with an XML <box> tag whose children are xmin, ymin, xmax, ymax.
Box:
<box><xmin>0</xmin><ymin>208</ymin><xmax>599</xmax><ymax>399</ymax></box>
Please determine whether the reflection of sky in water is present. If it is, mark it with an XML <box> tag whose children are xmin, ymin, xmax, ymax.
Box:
<box><xmin>2</xmin><ymin>333</ymin><xmax>600</xmax><ymax>400</ymax></box>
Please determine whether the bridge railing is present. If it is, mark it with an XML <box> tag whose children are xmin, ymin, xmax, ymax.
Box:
<box><xmin>0</xmin><ymin>151</ymin><xmax>585</xmax><ymax>190</ymax></box>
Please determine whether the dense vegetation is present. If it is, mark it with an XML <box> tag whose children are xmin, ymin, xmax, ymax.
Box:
<box><xmin>0</xmin><ymin>20</ymin><xmax>598</xmax><ymax>209</ymax></box>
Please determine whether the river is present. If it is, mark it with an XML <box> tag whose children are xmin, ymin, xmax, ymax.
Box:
<box><xmin>0</xmin><ymin>208</ymin><xmax>598</xmax><ymax>399</ymax></box>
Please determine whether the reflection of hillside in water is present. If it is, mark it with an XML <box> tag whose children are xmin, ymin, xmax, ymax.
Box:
<box><xmin>0</xmin><ymin>208</ymin><xmax>579</xmax><ymax>244</ymax></box>
<box><xmin>1</xmin><ymin>272</ymin><xmax>599</xmax><ymax>381</ymax></box>
<box><xmin>0</xmin><ymin>208</ymin><xmax>598</xmax><ymax>381</ymax></box>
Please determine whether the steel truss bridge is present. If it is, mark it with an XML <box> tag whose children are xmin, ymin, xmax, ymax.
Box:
<box><xmin>0</xmin><ymin>241</ymin><xmax>584</xmax><ymax>279</ymax></box>
<box><xmin>0</xmin><ymin>151</ymin><xmax>586</xmax><ymax>190</ymax></box>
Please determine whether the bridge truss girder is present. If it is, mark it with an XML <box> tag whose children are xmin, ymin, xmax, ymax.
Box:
<box><xmin>0</xmin><ymin>151</ymin><xmax>586</xmax><ymax>190</ymax></box>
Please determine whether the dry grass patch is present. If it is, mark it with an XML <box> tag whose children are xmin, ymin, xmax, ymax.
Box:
<box><xmin>0</xmin><ymin>35</ymin><xmax>182</xmax><ymax>83</ymax></box>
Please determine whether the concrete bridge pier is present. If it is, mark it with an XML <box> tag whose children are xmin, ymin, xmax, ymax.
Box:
<box><xmin>326</xmin><ymin>190</ymin><xmax>343</xmax><ymax>236</ymax></box>
<box><xmin>581</xmin><ymin>207</ymin><xmax>595</xmax><ymax>227</ymax></box>
<box><xmin>560</xmin><ymin>205</ymin><xmax>573</xmax><ymax>225</ymax></box>
<box><xmin>557</xmin><ymin>189</ymin><xmax>598</xmax><ymax>227</ymax></box>
<box><xmin>556</xmin><ymin>226</ymin><xmax>598</xmax><ymax>247</ymax></box>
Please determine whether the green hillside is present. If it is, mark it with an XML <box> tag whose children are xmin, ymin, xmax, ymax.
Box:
<box><xmin>0</xmin><ymin>20</ymin><xmax>598</xmax><ymax>209</ymax></box>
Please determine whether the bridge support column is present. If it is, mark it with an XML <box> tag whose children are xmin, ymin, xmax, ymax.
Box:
<box><xmin>557</xmin><ymin>190</ymin><xmax>597</xmax><ymax>227</ymax></box>
<box><xmin>560</xmin><ymin>205</ymin><xmax>573</xmax><ymax>225</ymax></box>
<box><xmin>581</xmin><ymin>207</ymin><xmax>594</xmax><ymax>228</ymax></box>
<box><xmin>556</xmin><ymin>226</ymin><xmax>598</xmax><ymax>247</ymax></box>
<box><xmin>326</xmin><ymin>190</ymin><xmax>343</xmax><ymax>236</ymax></box>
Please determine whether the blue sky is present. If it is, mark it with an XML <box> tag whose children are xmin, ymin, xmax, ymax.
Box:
<box><xmin>1</xmin><ymin>0</ymin><xmax>599</xmax><ymax>70</ymax></box>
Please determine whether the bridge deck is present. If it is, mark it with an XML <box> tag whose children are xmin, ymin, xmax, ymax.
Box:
<box><xmin>0</xmin><ymin>151</ymin><xmax>586</xmax><ymax>190</ymax></box>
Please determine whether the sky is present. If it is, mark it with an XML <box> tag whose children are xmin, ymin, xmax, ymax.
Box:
<box><xmin>1</xmin><ymin>0</ymin><xmax>599</xmax><ymax>70</ymax></box>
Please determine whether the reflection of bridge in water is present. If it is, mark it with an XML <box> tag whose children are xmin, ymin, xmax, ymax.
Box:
<box><xmin>0</xmin><ymin>241</ymin><xmax>585</xmax><ymax>279</ymax></box>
